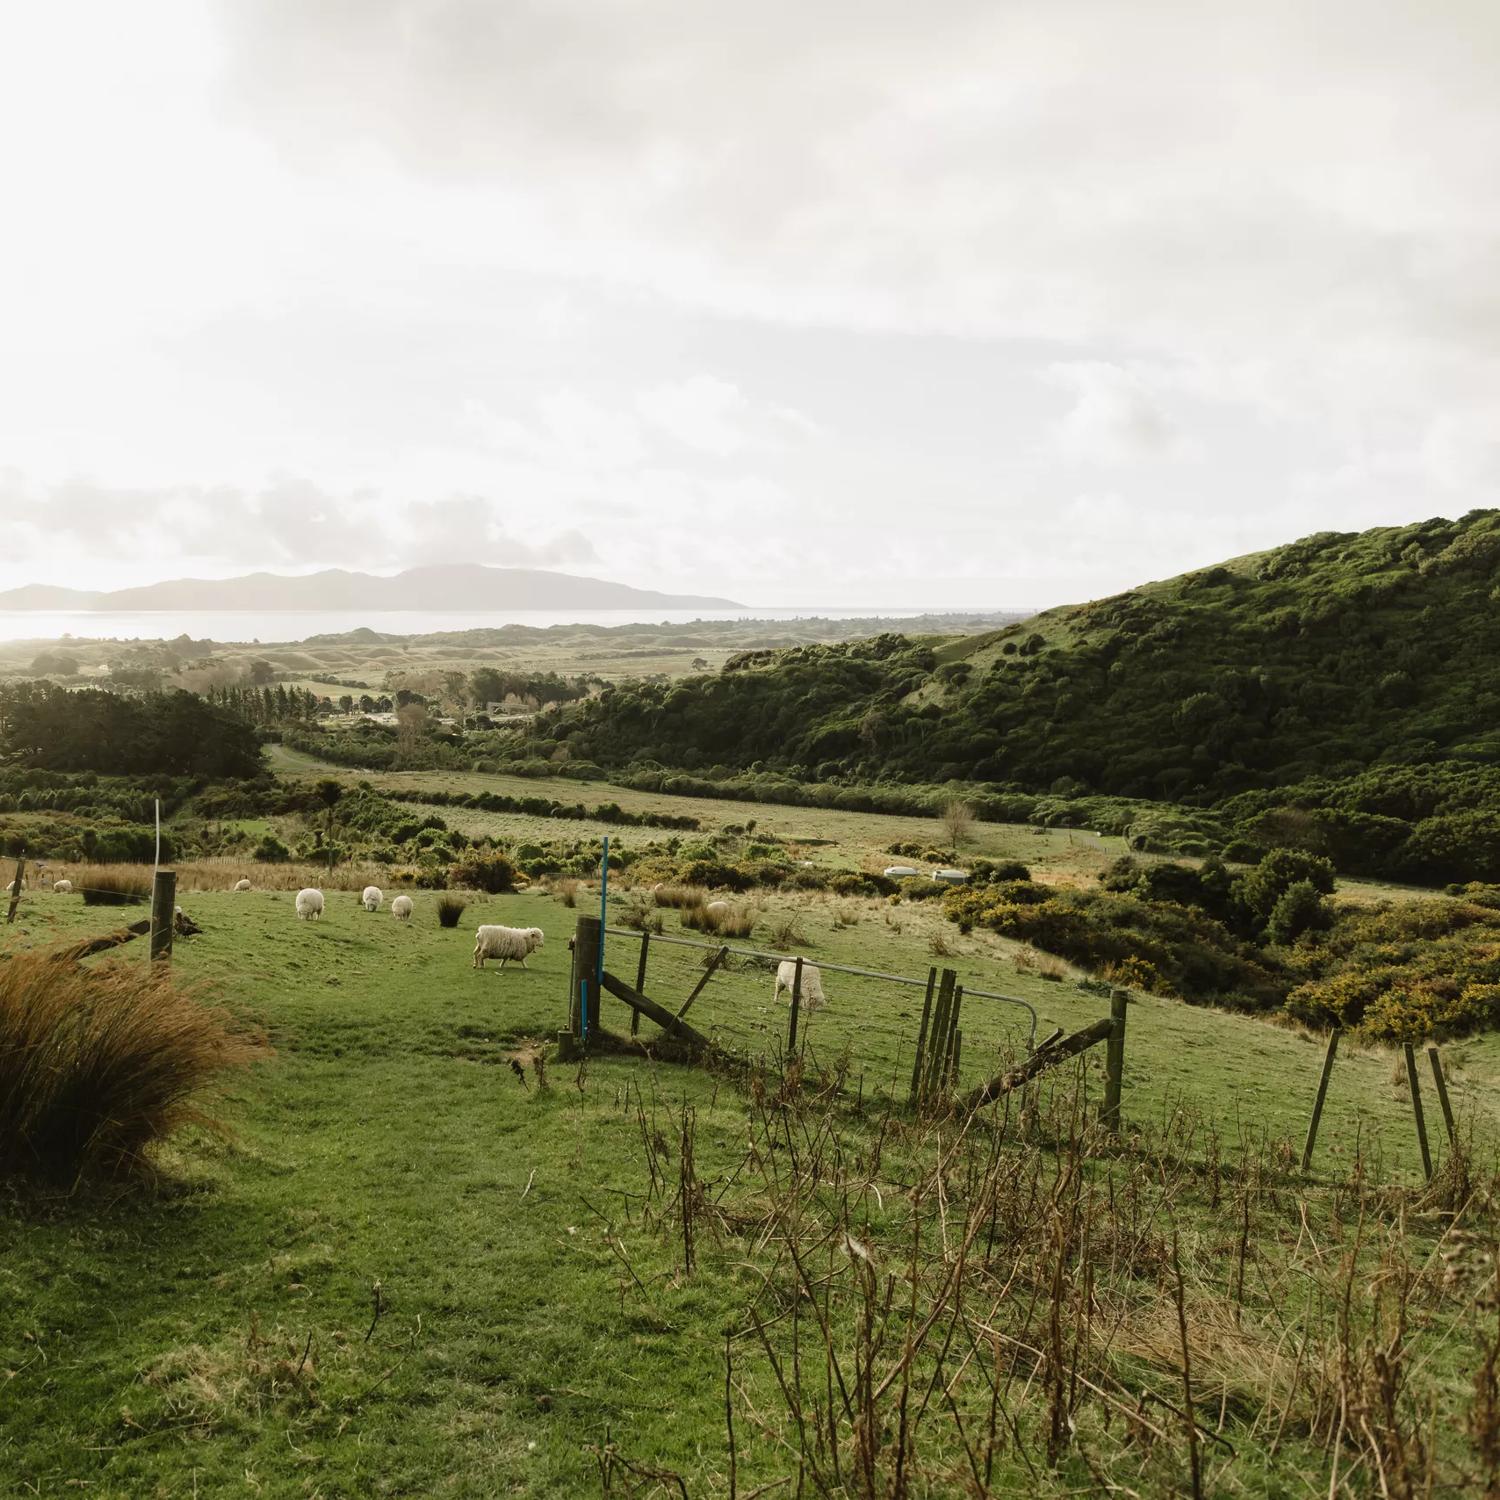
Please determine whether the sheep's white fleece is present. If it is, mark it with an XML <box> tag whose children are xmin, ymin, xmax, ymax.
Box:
<box><xmin>362</xmin><ymin>885</ymin><xmax>383</xmax><ymax>912</ymax></box>
<box><xmin>295</xmin><ymin>888</ymin><xmax>325</xmax><ymax>920</ymax></box>
<box><xmin>472</xmin><ymin>924</ymin><xmax>545</xmax><ymax>969</ymax></box>
<box><xmin>391</xmin><ymin>895</ymin><xmax>414</xmax><ymax>921</ymax></box>
<box><xmin>773</xmin><ymin>959</ymin><xmax>825</xmax><ymax>1009</ymax></box>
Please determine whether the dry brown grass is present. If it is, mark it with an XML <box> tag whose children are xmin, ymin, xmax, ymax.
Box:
<box><xmin>1013</xmin><ymin>943</ymin><xmax>1069</xmax><ymax>982</ymax></box>
<box><xmin>0</xmin><ymin>949</ymin><xmax>268</xmax><ymax>1186</ymax></box>
<box><xmin>73</xmin><ymin>864</ymin><xmax>153</xmax><ymax>907</ymax></box>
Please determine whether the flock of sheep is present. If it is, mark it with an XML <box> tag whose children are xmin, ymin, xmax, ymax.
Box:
<box><xmin>287</xmin><ymin>883</ymin><xmax>544</xmax><ymax>970</ymax></box>
<box><xmin>33</xmin><ymin>871</ymin><xmax>821</xmax><ymax>1007</ymax></box>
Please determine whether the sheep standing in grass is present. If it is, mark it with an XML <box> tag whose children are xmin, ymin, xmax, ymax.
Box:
<box><xmin>53</xmin><ymin>879</ymin><xmax>72</xmax><ymax>895</ymax></box>
<box><xmin>472</xmin><ymin>925</ymin><xmax>545</xmax><ymax>970</ymax></box>
<box><xmin>391</xmin><ymin>895</ymin><xmax>413</xmax><ymax>921</ymax></box>
<box><xmin>234</xmin><ymin>878</ymin><xmax>251</xmax><ymax>892</ymax></box>
<box><xmin>361</xmin><ymin>885</ymin><xmax>383</xmax><ymax>912</ymax></box>
<box><xmin>295</xmin><ymin>888</ymin><xmax>325</xmax><ymax>921</ymax></box>
<box><xmin>705</xmin><ymin>900</ymin><xmax>731</xmax><ymax>917</ymax></box>
<box><xmin>773</xmin><ymin>959</ymin><xmax>825</xmax><ymax>1011</ymax></box>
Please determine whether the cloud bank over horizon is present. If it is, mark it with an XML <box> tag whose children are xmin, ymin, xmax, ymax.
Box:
<box><xmin>2</xmin><ymin>1</ymin><xmax>1497</xmax><ymax>608</ymax></box>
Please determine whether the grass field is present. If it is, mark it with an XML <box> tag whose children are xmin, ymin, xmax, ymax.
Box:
<box><xmin>264</xmin><ymin>745</ymin><xmax>1132</xmax><ymax>886</ymax></box>
<box><xmin>5</xmin><ymin>878</ymin><xmax>1499</xmax><ymax>1494</ymax></box>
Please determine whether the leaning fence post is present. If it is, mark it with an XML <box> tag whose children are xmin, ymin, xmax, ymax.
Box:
<box><xmin>631</xmin><ymin>932</ymin><xmax>651</xmax><ymax>1038</ymax></box>
<box><xmin>1301</xmin><ymin>1029</ymin><xmax>1340</xmax><ymax>1171</ymax></box>
<box><xmin>149</xmin><ymin>869</ymin><xmax>177</xmax><ymax>962</ymax></box>
<box><xmin>5</xmin><ymin>857</ymin><xmax>25</xmax><ymax>924</ymax></box>
<box><xmin>908</xmin><ymin>967</ymin><xmax>938</xmax><ymax>1106</ymax></box>
<box><xmin>945</xmin><ymin>986</ymin><xmax>965</xmax><ymax>1088</ymax></box>
<box><xmin>1426</xmin><ymin>1045</ymin><xmax>1457</xmax><ymax>1148</ymax></box>
<box><xmin>923</xmin><ymin>970</ymin><xmax>957</xmax><ymax>1104</ymax></box>
<box><xmin>1101</xmin><ymin>988</ymin><xmax>1127</xmax><ymax>1133</ymax></box>
<box><xmin>787</xmin><ymin>957</ymin><xmax>803</xmax><ymax>1054</ymax></box>
<box><xmin>1403</xmin><ymin>1042</ymin><xmax>1433</xmax><ymax>1182</ymax></box>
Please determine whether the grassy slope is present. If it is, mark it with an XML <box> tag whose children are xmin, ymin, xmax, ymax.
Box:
<box><xmin>522</xmin><ymin>512</ymin><xmax>1500</xmax><ymax>803</ymax></box>
<box><xmin>264</xmin><ymin>743</ymin><xmax>1134</xmax><ymax>884</ymax></box>
<box><xmin>4</xmin><ymin>887</ymin><xmax>1497</xmax><ymax>1492</ymax></box>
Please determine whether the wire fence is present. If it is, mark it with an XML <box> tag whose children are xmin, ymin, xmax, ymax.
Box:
<box><xmin>592</xmin><ymin>923</ymin><xmax>1041</xmax><ymax>1108</ymax></box>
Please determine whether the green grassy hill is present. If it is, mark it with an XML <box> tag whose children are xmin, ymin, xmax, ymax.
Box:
<box><xmin>519</xmin><ymin>512</ymin><xmax>1500</xmax><ymax>882</ymax></box>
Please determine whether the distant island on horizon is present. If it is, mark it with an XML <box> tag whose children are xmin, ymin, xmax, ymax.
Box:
<box><xmin>0</xmin><ymin>564</ymin><xmax>743</xmax><ymax>614</ymax></box>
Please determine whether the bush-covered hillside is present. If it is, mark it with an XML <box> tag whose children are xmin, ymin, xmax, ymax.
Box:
<box><xmin>517</xmin><ymin>512</ymin><xmax>1500</xmax><ymax>881</ymax></box>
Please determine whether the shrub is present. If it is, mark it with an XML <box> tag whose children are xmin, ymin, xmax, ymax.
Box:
<box><xmin>78</xmin><ymin>866</ymin><xmax>152</xmax><ymax>907</ymax></box>
<box><xmin>554</xmin><ymin>877</ymin><xmax>580</xmax><ymax>908</ymax></box>
<box><xmin>436</xmin><ymin>895</ymin><xmax>467</xmax><ymax>928</ymax></box>
<box><xmin>253</xmin><ymin>834</ymin><xmax>292</xmax><ymax>863</ymax></box>
<box><xmin>0</xmin><ymin>949</ymin><xmax>266</xmax><ymax>1185</ymax></box>
<box><xmin>449</xmin><ymin>850</ymin><xmax>518</xmax><ymax>894</ymax></box>
<box><xmin>830</xmin><ymin>872</ymin><xmax>898</xmax><ymax>898</ymax></box>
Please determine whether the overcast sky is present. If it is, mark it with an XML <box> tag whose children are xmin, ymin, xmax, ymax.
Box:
<box><xmin>2</xmin><ymin>1</ymin><xmax>1497</xmax><ymax>608</ymax></box>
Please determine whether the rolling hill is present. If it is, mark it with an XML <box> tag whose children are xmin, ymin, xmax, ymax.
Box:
<box><xmin>515</xmin><ymin>511</ymin><xmax>1500</xmax><ymax>881</ymax></box>
<box><xmin>0</xmin><ymin>565</ymin><xmax>741</xmax><ymax>613</ymax></box>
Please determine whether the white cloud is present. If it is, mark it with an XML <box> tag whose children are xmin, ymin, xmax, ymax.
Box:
<box><xmin>1</xmin><ymin>1</ymin><xmax>1499</xmax><ymax>604</ymax></box>
<box><xmin>1045</xmin><ymin>363</ymin><xmax>1184</xmax><ymax>466</ymax></box>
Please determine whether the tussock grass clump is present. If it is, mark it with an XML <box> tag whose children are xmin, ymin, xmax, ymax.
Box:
<box><xmin>0</xmin><ymin>949</ymin><xmax>266</xmax><ymax>1185</ymax></box>
<box><xmin>75</xmin><ymin>865</ymin><xmax>152</xmax><ymax>907</ymax></box>
<box><xmin>768</xmin><ymin>915</ymin><xmax>809</xmax><ymax>950</ymax></box>
<box><xmin>436</xmin><ymin>894</ymin><xmax>467</xmax><ymax>929</ymax></box>
<box><xmin>553</xmin><ymin>877</ymin><xmax>580</xmax><ymax>908</ymax></box>
<box><xmin>653</xmin><ymin>884</ymin><xmax>708</xmax><ymax>910</ymax></box>
<box><xmin>682</xmin><ymin>903</ymin><xmax>755</xmax><ymax>939</ymax></box>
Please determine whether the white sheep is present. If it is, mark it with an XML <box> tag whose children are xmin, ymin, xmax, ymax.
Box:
<box><xmin>773</xmin><ymin>959</ymin><xmax>825</xmax><ymax>1011</ymax></box>
<box><xmin>295</xmin><ymin>888</ymin><xmax>325</xmax><ymax>921</ymax></box>
<box><xmin>234</xmin><ymin>878</ymin><xmax>251</xmax><ymax>892</ymax></box>
<box><xmin>705</xmin><ymin>900</ymin><xmax>731</xmax><ymax>916</ymax></box>
<box><xmin>53</xmin><ymin>879</ymin><xmax>73</xmax><ymax>894</ymax></box>
<box><xmin>361</xmin><ymin>885</ymin><xmax>383</xmax><ymax>912</ymax></box>
<box><xmin>472</xmin><ymin>924</ymin><xmax>545</xmax><ymax>970</ymax></box>
<box><xmin>391</xmin><ymin>895</ymin><xmax>413</xmax><ymax>921</ymax></box>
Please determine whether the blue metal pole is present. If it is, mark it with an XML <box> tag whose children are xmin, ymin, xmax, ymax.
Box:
<box><xmin>595</xmin><ymin>836</ymin><xmax>609</xmax><ymax>1038</ymax></box>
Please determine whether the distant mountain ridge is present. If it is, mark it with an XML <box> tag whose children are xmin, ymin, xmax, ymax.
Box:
<box><xmin>0</xmin><ymin>565</ymin><xmax>741</xmax><ymax>612</ymax></box>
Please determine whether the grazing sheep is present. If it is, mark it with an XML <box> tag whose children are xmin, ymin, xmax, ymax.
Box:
<box><xmin>391</xmin><ymin>895</ymin><xmax>413</xmax><ymax>921</ymax></box>
<box><xmin>234</xmin><ymin>878</ymin><xmax>251</xmax><ymax>892</ymax></box>
<box><xmin>361</xmin><ymin>885</ymin><xmax>383</xmax><ymax>912</ymax></box>
<box><xmin>472</xmin><ymin>924</ymin><xmax>545</xmax><ymax>970</ymax></box>
<box><xmin>705</xmin><ymin>900</ymin><xmax>731</xmax><ymax>916</ymax></box>
<box><xmin>53</xmin><ymin>879</ymin><xmax>73</xmax><ymax>894</ymax></box>
<box><xmin>295</xmin><ymin>888</ymin><xmax>325</xmax><ymax>921</ymax></box>
<box><xmin>773</xmin><ymin>959</ymin><xmax>825</xmax><ymax>1011</ymax></box>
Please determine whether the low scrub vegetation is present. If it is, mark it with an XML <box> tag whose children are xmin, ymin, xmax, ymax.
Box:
<box><xmin>435</xmin><ymin>894</ymin><xmax>467</xmax><ymax>929</ymax></box>
<box><xmin>947</xmin><ymin>845</ymin><xmax>1500</xmax><ymax>1040</ymax></box>
<box><xmin>0</xmin><ymin>950</ymin><xmax>265</xmax><ymax>1185</ymax></box>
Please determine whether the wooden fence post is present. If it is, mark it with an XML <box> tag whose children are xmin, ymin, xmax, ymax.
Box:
<box><xmin>149</xmin><ymin>869</ymin><xmax>177</xmax><ymax>962</ymax></box>
<box><xmin>1101</xmin><ymin>989</ymin><xmax>1127</xmax><ymax>1133</ymax></box>
<box><xmin>945</xmin><ymin>986</ymin><xmax>965</xmax><ymax>1087</ymax></box>
<box><xmin>908</xmin><ymin>968</ymin><xmax>938</xmax><ymax>1106</ymax></box>
<box><xmin>631</xmin><ymin>932</ymin><xmax>650</xmax><ymax>1038</ymax></box>
<box><xmin>787</xmin><ymin>957</ymin><xmax>804</xmax><ymax>1054</ymax></box>
<box><xmin>1301</xmin><ymin>1029</ymin><xmax>1340</xmax><ymax>1171</ymax></box>
<box><xmin>1426</xmin><ymin>1045</ymin><xmax>1457</xmax><ymax>1148</ymax></box>
<box><xmin>1403</xmin><ymin>1042</ymin><xmax>1433</xmax><ymax>1182</ymax></box>
<box><xmin>922</xmin><ymin>970</ymin><xmax>957</xmax><ymax>1104</ymax></box>
<box><xmin>5</xmin><ymin>857</ymin><xmax>25</xmax><ymax>924</ymax></box>
<box><xmin>574</xmin><ymin>914</ymin><xmax>602</xmax><ymax>1044</ymax></box>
